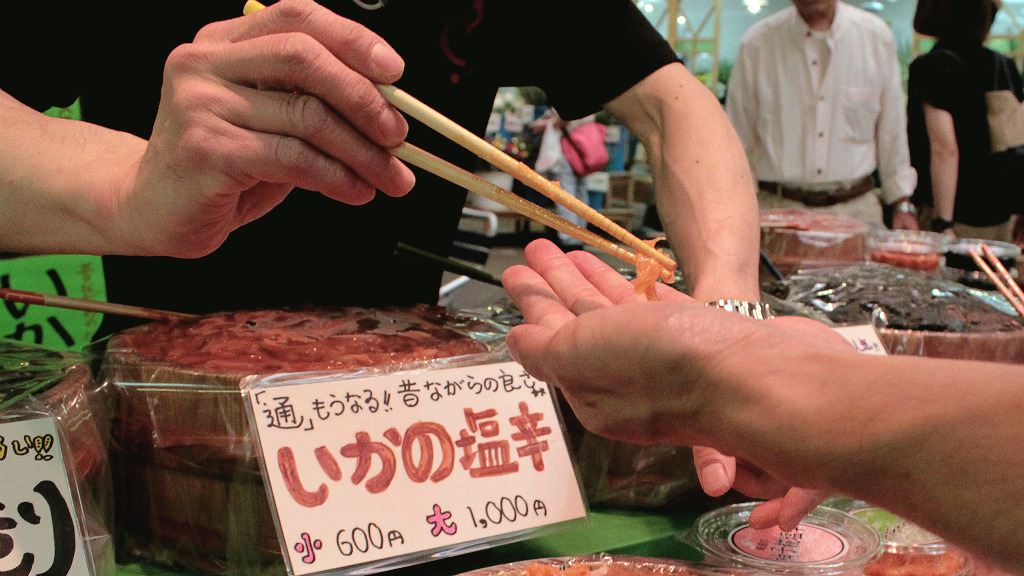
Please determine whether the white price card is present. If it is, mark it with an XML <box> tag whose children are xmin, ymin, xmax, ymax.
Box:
<box><xmin>832</xmin><ymin>325</ymin><xmax>889</xmax><ymax>356</ymax></box>
<box><xmin>243</xmin><ymin>361</ymin><xmax>587</xmax><ymax>576</ymax></box>
<box><xmin>0</xmin><ymin>416</ymin><xmax>91</xmax><ymax>576</ymax></box>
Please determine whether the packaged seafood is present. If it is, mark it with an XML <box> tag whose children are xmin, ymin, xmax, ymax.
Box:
<box><xmin>101</xmin><ymin>305</ymin><xmax>507</xmax><ymax>575</ymax></box>
<box><xmin>0</xmin><ymin>340</ymin><xmax>114</xmax><ymax>576</ymax></box>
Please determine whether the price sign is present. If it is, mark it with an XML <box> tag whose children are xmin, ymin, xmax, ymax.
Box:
<box><xmin>832</xmin><ymin>325</ymin><xmax>889</xmax><ymax>356</ymax></box>
<box><xmin>0</xmin><ymin>255</ymin><xmax>105</xmax><ymax>351</ymax></box>
<box><xmin>243</xmin><ymin>360</ymin><xmax>587</xmax><ymax>575</ymax></box>
<box><xmin>0</xmin><ymin>416</ymin><xmax>92</xmax><ymax>576</ymax></box>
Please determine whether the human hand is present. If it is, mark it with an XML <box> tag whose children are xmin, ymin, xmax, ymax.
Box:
<box><xmin>125</xmin><ymin>0</ymin><xmax>415</xmax><ymax>257</ymax></box>
<box><xmin>502</xmin><ymin>239</ymin><xmax>852</xmax><ymax>526</ymax></box>
<box><xmin>890</xmin><ymin>210</ymin><xmax>920</xmax><ymax>231</ymax></box>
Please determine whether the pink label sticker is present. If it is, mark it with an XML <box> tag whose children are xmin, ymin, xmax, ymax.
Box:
<box><xmin>730</xmin><ymin>524</ymin><xmax>848</xmax><ymax>563</ymax></box>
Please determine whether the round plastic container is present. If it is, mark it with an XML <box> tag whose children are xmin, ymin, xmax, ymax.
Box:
<box><xmin>689</xmin><ymin>502</ymin><xmax>882</xmax><ymax>575</ymax></box>
<box><xmin>868</xmin><ymin>229</ymin><xmax>951</xmax><ymax>273</ymax></box>
<box><xmin>823</xmin><ymin>498</ymin><xmax>972</xmax><ymax>576</ymax></box>
<box><xmin>944</xmin><ymin>238</ymin><xmax>1022</xmax><ymax>289</ymax></box>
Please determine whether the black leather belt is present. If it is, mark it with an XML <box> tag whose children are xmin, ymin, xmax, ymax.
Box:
<box><xmin>757</xmin><ymin>175</ymin><xmax>876</xmax><ymax>207</ymax></box>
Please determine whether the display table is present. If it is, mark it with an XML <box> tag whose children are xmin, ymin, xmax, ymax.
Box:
<box><xmin>113</xmin><ymin>505</ymin><xmax>705</xmax><ymax>576</ymax></box>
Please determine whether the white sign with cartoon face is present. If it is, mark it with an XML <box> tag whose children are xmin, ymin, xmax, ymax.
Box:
<box><xmin>0</xmin><ymin>416</ymin><xmax>90</xmax><ymax>576</ymax></box>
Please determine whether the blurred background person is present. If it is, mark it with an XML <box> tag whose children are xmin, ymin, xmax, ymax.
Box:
<box><xmin>726</xmin><ymin>0</ymin><xmax>919</xmax><ymax>230</ymax></box>
<box><xmin>908</xmin><ymin>0</ymin><xmax>1024</xmax><ymax>242</ymax></box>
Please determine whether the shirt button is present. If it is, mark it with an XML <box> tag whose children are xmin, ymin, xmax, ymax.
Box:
<box><xmin>818</xmin><ymin>132</ymin><xmax>825</xmax><ymax>137</ymax></box>
<box><xmin>817</xmin><ymin>168</ymin><xmax>823</xmax><ymax>174</ymax></box>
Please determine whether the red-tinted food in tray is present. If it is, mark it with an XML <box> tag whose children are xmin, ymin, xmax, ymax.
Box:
<box><xmin>869</xmin><ymin>249</ymin><xmax>942</xmax><ymax>273</ymax></box>
<box><xmin>760</xmin><ymin>209</ymin><xmax>869</xmax><ymax>276</ymax></box>
<box><xmin>110</xmin><ymin>305</ymin><xmax>490</xmax><ymax>374</ymax></box>
<box><xmin>864</xmin><ymin>550</ymin><xmax>971</xmax><ymax>576</ymax></box>
<box><xmin>102</xmin><ymin>305</ymin><xmax>502</xmax><ymax>576</ymax></box>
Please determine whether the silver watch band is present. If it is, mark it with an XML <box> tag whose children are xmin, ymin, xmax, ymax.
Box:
<box><xmin>706</xmin><ymin>299</ymin><xmax>775</xmax><ymax>320</ymax></box>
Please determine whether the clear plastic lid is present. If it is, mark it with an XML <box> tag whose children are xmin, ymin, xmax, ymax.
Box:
<box><xmin>867</xmin><ymin>229</ymin><xmax>951</xmax><ymax>273</ymax></box>
<box><xmin>689</xmin><ymin>502</ymin><xmax>882</xmax><ymax>575</ymax></box>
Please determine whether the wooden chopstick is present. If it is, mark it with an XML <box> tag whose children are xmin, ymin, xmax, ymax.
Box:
<box><xmin>981</xmin><ymin>243</ymin><xmax>1024</xmax><ymax>305</ymax></box>
<box><xmin>377</xmin><ymin>85</ymin><xmax>676</xmax><ymax>275</ymax></box>
<box><xmin>240</xmin><ymin>0</ymin><xmax>676</xmax><ymax>279</ymax></box>
<box><xmin>394</xmin><ymin>143</ymin><xmax>673</xmax><ymax>281</ymax></box>
<box><xmin>968</xmin><ymin>248</ymin><xmax>1024</xmax><ymax>318</ymax></box>
<box><xmin>0</xmin><ymin>287</ymin><xmax>199</xmax><ymax>322</ymax></box>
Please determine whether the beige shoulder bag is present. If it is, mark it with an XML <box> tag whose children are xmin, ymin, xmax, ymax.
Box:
<box><xmin>986</xmin><ymin>55</ymin><xmax>1024</xmax><ymax>153</ymax></box>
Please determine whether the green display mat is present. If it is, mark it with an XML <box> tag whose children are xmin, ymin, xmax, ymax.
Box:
<box><xmin>114</xmin><ymin>506</ymin><xmax>705</xmax><ymax>576</ymax></box>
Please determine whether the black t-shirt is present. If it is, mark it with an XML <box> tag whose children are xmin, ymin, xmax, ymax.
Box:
<box><xmin>907</xmin><ymin>40</ymin><xmax>1024</xmax><ymax>226</ymax></box>
<box><xmin>3</xmin><ymin>0</ymin><xmax>678</xmax><ymax>334</ymax></box>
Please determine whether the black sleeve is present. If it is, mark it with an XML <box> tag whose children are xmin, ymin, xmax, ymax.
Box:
<box><xmin>482</xmin><ymin>0</ymin><xmax>680</xmax><ymax>120</ymax></box>
<box><xmin>911</xmin><ymin>49</ymin><xmax>967</xmax><ymax>113</ymax></box>
<box><xmin>1</xmin><ymin>2</ymin><xmax>84</xmax><ymax>111</ymax></box>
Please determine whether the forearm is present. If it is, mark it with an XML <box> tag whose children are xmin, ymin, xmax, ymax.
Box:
<box><xmin>924</xmin><ymin>104</ymin><xmax>958</xmax><ymax>222</ymax></box>
<box><xmin>723</xmin><ymin>346</ymin><xmax>1024</xmax><ymax>572</ymax></box>
<box><xmin>606</xmin><ymin>63</ymin><xmax>760</xmax><ymax>301</ymax></box>
<box><xmin>0</xmin><ymin>90</ymin><xmax>147</xmax><ymax>255</ymax></box>
<box><xmin>929</xmin><ymin>149</ymin><xmax>958</xmax><ymax>221</ymax></box>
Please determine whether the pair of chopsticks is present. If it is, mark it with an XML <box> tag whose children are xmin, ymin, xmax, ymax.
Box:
<box><xmin>968</xmin><ymin>244</ymin><xmax>1024</xmax><ymax>318</ymax></box>
<box><xmin>241</xmin><ymin>0</ymin><xmax>676</xmax><ymax>281</ymax></box>
<box><xmin>0</xmin><ymin>287</ymin><xmax>199</xmax><ymax>322</ymax></box>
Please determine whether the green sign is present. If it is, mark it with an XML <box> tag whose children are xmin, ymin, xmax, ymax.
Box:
<box><xmin>0</xmin><ymin>255</ymin><xmax>105</xmax><ymax>351</ymax></box>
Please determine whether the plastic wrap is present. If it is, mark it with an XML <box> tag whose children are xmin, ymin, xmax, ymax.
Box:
<box><xmin>773</xmin><ymin>262</ymin><xmax>1024</xmax><ymax>363</ymax></box>
<box><xmin>867</xmin><ymin>229</ymin><xmax>950</xmax><ymax>273</ymax></box>
<box><xmin>455</xmin><ymin>554</ymin><xmax>757</xmax><ymax>576</ymax></box>
<box><xmin>759</xmin><ymin>209</ymin><xmax>869</xmax><ymax>276</ymax></box>
<box><xmin>0</xmin><ymin>340</ymin><xmax>114</xmax><ymax>576</ymax></box>
<box><xmin>572</xmin><ymin>434</ymin><xmax>743</xmax><ymax>510</ymax></box>
<box><xmin>100</xmin><ymin>305</ymin><xmax>510</xmax><ymax>575</ymax></box>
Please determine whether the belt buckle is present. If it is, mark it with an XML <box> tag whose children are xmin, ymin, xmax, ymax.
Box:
<box><xmin>801</xmin><ymin>189</ymin><xmax>837</xmax><ymax>207</ymax></box>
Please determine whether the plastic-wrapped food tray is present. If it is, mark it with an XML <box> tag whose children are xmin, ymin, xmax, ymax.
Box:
<box><xmin>867</xmin><ymin>229</ymin><xmax>950</xmax><ymax>273</ymax></box>
<box><xmin>100</xmin><ymin>305</ymin><xmax>509</xmax><ymax>575</ymax></box>
<box><xmin>760</xmin><ymin>209</ymin><xmax>869</xmax><ymax>276</ymax></box>
<box><xmin>1</xmin><ymin>340</ymin><xmax>114</xmax><ymax>576</ymax></box>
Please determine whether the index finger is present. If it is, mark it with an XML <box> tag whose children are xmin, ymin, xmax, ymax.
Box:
<box><xmin>523</xmin><ymin>239</ymin><xmax>615</xmax><ymax>316</ymax></box>
<box><xmin>204</xmin><ymin>0</ymin><xmax>403</xmax><ymax>84</ymax></box>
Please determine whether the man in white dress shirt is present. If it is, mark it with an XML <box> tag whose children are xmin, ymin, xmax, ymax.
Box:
<box><xmin>725</xmin><ymin>0</ymin><xmax>919</xmax><ymax>229</ymax></box>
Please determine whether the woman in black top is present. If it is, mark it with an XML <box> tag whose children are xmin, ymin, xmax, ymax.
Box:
<box><xmin>907</xmin><ymin>0</ymin><xmax>1024</xmax><ymax>241</ymax></box>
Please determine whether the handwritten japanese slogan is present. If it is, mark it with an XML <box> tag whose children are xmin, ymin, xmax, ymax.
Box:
<box><xmin>243</xmin><ymin>361</ymin><xmax>587</xmax><ymax>575</ymax></box>
<box><xmin>0</xmin><ymin>417</ymin><xmax>90</xmax><ymax>576</ymax></box>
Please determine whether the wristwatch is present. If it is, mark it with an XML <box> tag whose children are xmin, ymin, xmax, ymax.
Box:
<box><xmin>891</xmin><ymin>200</ymin><xmax>917</xmax><ymax>217</ymax></box>
<box><xmin>931</xmin><ymin>217</ymin><xmax>954</xmax><ymax>232</ymax></box>
<box><xmin>706</xmin><ymin>299</ymin><xmax>775</xmax><ymax>320</ymax></box>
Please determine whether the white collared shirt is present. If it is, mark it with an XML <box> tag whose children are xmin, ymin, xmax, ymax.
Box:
<box><xmin>725</xmin><ymin>2</ymin><xmax>916</xmax><ymax>204</ymax></box>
